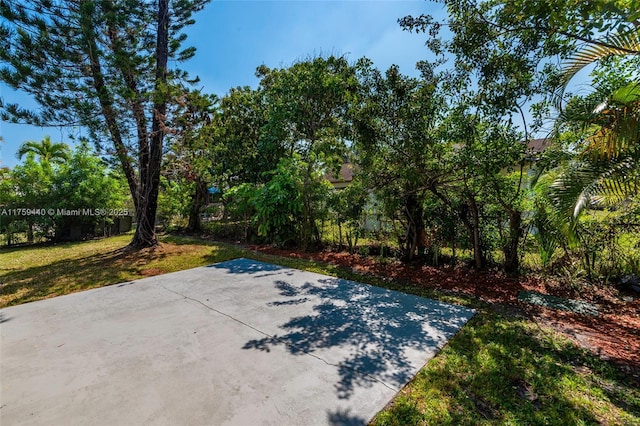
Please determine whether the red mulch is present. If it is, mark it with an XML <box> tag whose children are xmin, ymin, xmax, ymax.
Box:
<box><xmin>248</xmin><ymin>245</ymin><xmax>640</xmax><ymax>379</ymax></box>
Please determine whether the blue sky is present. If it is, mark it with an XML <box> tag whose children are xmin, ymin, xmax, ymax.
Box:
<box><xmin>1</xmin><ymin>0</ymin><xmax>442</xmax><ymax>168</ymax></box>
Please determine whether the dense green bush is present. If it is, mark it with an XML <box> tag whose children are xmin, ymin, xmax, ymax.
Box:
<box><xmin>0</xmin><ymin>142</ymin><xmax>129</xmax><ymax>245</ymax></box>
<box><xmin>157</xmin><ymin>177</ymin><xmax>194</xmax><ymax>230</ymax></box>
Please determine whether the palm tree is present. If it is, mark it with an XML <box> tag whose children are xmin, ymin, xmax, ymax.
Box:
<box><xmin>550</xmin><ymin>29</ymin><xmax>640</xmax><ymax>220</ymax></box>
<box><xmin>17</xmin><ymin>136</ymin><xmax>71</xmax><ymax>166</ymax></box>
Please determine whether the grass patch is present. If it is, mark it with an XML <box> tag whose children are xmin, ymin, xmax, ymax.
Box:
<box><xmin>372</xmin><ymin>312</ymin><xmax>640</xmax><ymax>425</ymax></box>
<box><xmin>0</xmin><ymin>234</ymin><xmax>244</xmax><ymax>307</ymax></box>
<box><xmin>1</xmin><ymin>234</ymin><xmax>638</xmax><ymax>424</ymax></box>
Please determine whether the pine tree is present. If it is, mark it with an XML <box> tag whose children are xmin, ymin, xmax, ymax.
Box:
<box><xmin>0</xmin><ymin>0</ymin><xmax>210</xmax><ymax>248</ymax></box>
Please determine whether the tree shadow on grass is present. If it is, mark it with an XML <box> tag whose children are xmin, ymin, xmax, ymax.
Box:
<box><xmin>375</xmin><ymin>312</ymin><xmax>640</xmax><ymax>425</ymax></box>
<box><xmin>0</xmin><ymin>245</ymin><xmax>175</xmax><ymax>307</ymax></box>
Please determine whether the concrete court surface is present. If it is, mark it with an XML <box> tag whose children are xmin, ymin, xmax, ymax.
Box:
<box><xmin>1</xmin><ymin>258</ymin><xmax>475</xmax><ymax>426</ymax></box>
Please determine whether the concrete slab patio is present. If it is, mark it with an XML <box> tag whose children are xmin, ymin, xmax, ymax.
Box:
<box><xmin>1</xmin><ymin>258</ymin><xmax>475</xmax><ymax>425</ymax></box>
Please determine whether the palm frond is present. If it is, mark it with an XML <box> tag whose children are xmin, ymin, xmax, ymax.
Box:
<box><xmin>16</xmin><ymin>136</ymin><xmax>70</xmax><ymax>164</ymax></box>
<box><xmin>554</xmin><ymin>30</ymin><xmax>640</xmax><ymax>108</ymax></box>
<box><xmin>611</xmin><ymin>82</ymin><xmax>640</xmax><ymax>104</ymax></box>
<box><xmin>583</xmin><ymin>89</ymin><xmax>640</xmax><ymax>160</ymax></box>
<box><xmin>584</xmin><ymin>117</ymin><xmax>638</xmax><ymax>159</ymax></box>
<box><xmin>16</xmin><ymin>140</ymin><xmax>43</xmax><ymax>160</ymax></box>
<box><xmin>550</xmin><ymin>156</ymin><xmax>639</xmax><ymax>220</ymax></box>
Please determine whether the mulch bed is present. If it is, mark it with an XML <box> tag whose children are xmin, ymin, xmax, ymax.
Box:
<box><xmin>247</xmin><ymin>245</ymin><xmax>640</xmax><ymax>381</ymax></box>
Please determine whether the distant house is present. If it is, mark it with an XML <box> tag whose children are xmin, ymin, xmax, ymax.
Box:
<box><xmin>323</xmin><ymin>140</ymin><xmax>550</xmax><ymax>189</ymax></box>
<box><xmin>325</xmin><ymin>163</ymin><xmax>355</xmax><ymax>190</ymax></box>
<box><xmin>525</xmin><ymin>138</ymin><xmax>551</xmax><ymax>161</ymax></box>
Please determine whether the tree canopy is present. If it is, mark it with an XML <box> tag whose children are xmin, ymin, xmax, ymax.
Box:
<box><xmin>1</xmin><ymin>0</ymin><xmax>210</xmax><ymax>248</ymax></box>
<box><xmin>1</xmin><ymin>0</ymin><xmax>638</xmax><ymax>278</ymax></box>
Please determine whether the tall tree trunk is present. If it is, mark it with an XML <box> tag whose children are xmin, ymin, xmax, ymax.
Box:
<box><xmin>403</xmin><ymin>194</ymin><xmax>427</xmax><ymax>261</ymax></box>
<box><xmin>130</xmin><ymin>0</ymin><xmax>168</xmax><ymax>248</ymax></box>
<box><xmin>459</xmin><ymin>198</ymin><xmax>485</xmax><ymax>269</ymax></box>
<box><xmin>451</xmin><ymin>221</ymin><xmax>457</xmax><ymax>266</ymax></box>
<box><xmin>502</xmin><ymin>209</ymin><xmax>522</xmax><ymax>274</ymax></box>
<box><xmin>468</xmin><ymin>198</ymin><xmax>485</xmax><ymax>269</ymax></box>
<box><xmin>79</xmin><ymin>1</ymin><xmax>139</xmax><ymax>213</ymax></box>
<box><xmin>27</xmin><ymin>222</ymin><xmax>34</xmax><ymax>244</ymax></box>
<box><xmin>187</xmin><ymin>177</ymin><xmax>207</xmax><ymax>232</ymax></box>
<box><xmin>301</xmin><ymin>160</ymin><xmax>318</xmax><ymax>250</ymax></box>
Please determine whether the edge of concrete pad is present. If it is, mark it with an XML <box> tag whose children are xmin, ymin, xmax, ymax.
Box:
<box><xmin>1</xmin><ymin>256</ymin><xmax>476</xmax><ymax>426</ymax></box>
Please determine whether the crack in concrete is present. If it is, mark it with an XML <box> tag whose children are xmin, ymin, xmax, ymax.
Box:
<box><xmin>159</xmin><ymin>284</ymin><xmax>399</xmax><ymax>393</ymax></box>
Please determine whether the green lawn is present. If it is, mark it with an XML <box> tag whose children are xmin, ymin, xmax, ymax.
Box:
<box><xmin>1</xmin><ymin>235</ymin><xmax>638</xmax><ymax>425</ymax></box>
<box><xmin>0</xmin><ymin>234</ymin><xmax>246</xmax><ymax>307</ymax></box>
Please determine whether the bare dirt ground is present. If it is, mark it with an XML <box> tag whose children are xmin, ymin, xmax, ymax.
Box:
<box><xmin>247</xmin><ymin>245</ymin><xmax>640</xmax><ymax>381</ymax></box>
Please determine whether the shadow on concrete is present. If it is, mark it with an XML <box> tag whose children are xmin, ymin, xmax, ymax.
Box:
<box><xmin>327</xmin><ymin>408</ymin><xmax>368</xmax><ymax>426</ymax></box>
<box><xmin>208</xmin><ymin>258</ymin><xmax>294</xmax><ymax>279</ymax></box>
<box><xmin>240</xmin><ymin>274</ymin><xmax>474</xmax><ymax>400</ymax></box>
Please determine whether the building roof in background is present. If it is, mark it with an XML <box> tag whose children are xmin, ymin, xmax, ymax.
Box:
<box><xmin>325</xmin><ymin>163</ymin><xmax>355</xmax><ymax>185</ymax></box>
<box><xmin>527</xmin><ymin>138</ymin><xmax>551</xmax><ymax>154</ymax></box>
